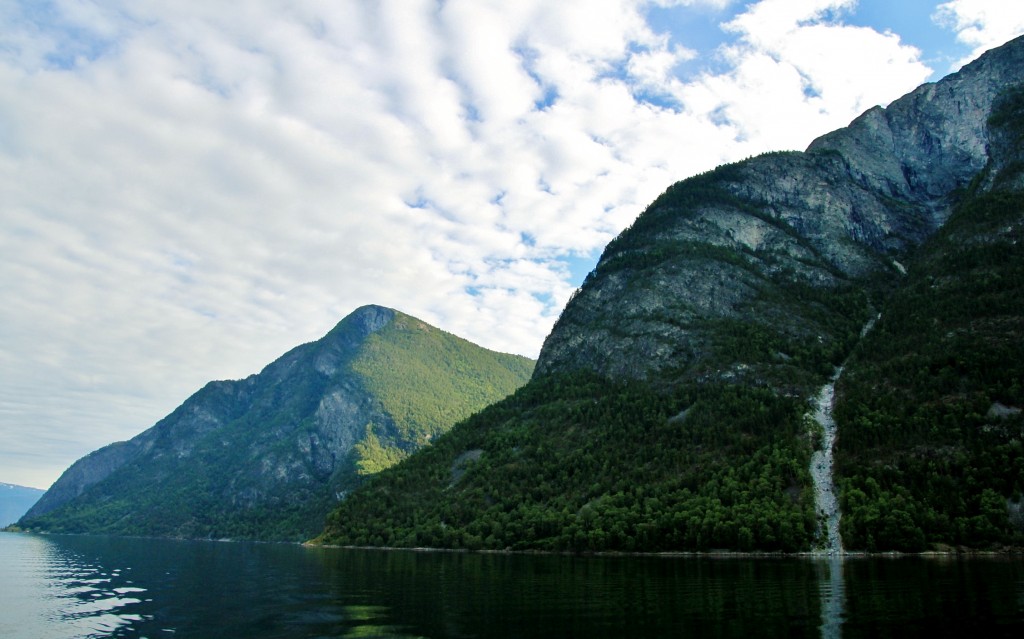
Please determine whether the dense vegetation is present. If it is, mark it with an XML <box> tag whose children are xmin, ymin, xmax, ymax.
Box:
<box><xmin>834</xmin><ymin>189</ymin><xmax>1024</xmax><ymax>551</ymax></box>
<box><xmin>318</xmin><ymin>373</ymin><xmax>819</xmax><ymax>552</ymax></box>
<box><xmin>349</xmin><ymin>312</ymin><xmax>535</xmax><ymax>470</ymax></box>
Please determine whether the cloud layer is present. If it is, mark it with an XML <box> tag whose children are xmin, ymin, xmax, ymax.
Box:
<box><xmin>1</xmin><ymin>0</ymin><xmax>1018</xmax><ymax>488</ymax></box>
<box><xmin>935</xmin><ymin>0</ymin><xmax>1024</xmax><ymax>67</ymax></box>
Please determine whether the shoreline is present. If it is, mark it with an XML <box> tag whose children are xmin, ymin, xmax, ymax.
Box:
<box><xmin>7</xmin><ymin>529</ymin><xmax>1020</xmax><ymax>558</ymax></box>
<box><xmin>303</xmin><ymin>540</ymin><xmax>1024</xmax><ymax>559</ymax></box>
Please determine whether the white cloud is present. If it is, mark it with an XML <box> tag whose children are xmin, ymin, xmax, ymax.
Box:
<box><xmin>686</xmin><ymin>0</ymin><xmax>933</xmax><ymax>151</ymax></box>
<box><xmin>933</xmin><ymin>0</ymin><xmax>1024</xmax><ymax>68</ymax></box>
<box><xmin>650</xmin><ymin>0</ymin><xmax>736</xmax><ymax>8</ymax></box>
<box><xmin>0</xmin><ymin>0</ymin><xmax>942</xmax><ymax>488</ymax></box>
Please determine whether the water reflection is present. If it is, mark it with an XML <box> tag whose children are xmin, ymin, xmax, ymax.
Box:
<box><xmin>0</xmin><ymin>534</ymin><xmax>153</xmax><ymax>638</ymax></box>
<box><xmin>47</xmin><ymin>555</ymin><xmax>150</xmax><ymax>636</ymax></box>
<box><xmin>815</xmin><ymin>557</ymin><xmax>846</xmax><ymax>639</ymax></box>
<box><xmin>2</xmin><ymin>534</ymin><xmax>1023</xmax><ymax>639</ymax></box>
<box><xmin>300</xmin><ymin>548</ymin><xmax>827</xmax><ymax>638</ymax></box>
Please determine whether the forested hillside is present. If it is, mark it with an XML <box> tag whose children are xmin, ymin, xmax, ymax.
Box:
<box><xmin>318</xmin><ymin>374</ymin><xmax>818</xmax><ymax>551</ymax></box>
<box><xmin>316</xmin><ymin>38</ymin><xmax>1024</xmax><ymax>553</ymax></box>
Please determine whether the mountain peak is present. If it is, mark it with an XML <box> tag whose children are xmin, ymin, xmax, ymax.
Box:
<box><xmin>349</xmin><ymin>303</ymin><xmax>396</xmax><ymax>325</ymax></box>
<box><xmin>20</xmin><ymin>306</ymin><xmax>534</xmax><ymax>540</ymax></box>
<box><xmin>326</xmin><ymin>304</ymin><xmax>395</xmax><ymax>341</ymax></box>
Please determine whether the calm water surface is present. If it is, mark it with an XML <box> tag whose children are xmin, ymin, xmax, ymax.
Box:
<box><xmin>1</xmin><ymin>533</ymin><xmax>1022</xmax><ymax>638</ymax></box>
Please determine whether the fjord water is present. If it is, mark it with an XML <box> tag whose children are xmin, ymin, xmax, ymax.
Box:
<box><xmin>2</xmin><ymin>533</ymin><xmax>1023</xmax><ymax>638</ymax></box>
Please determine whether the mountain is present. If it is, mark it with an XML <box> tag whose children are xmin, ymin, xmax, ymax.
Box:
<box><xmin>18</xmin><ymin>305</ymin><xmax>534</xmax><ymax>541</ymax></box>
<box><xmin>0</xmin><ymin>482</ymin><xmax>45</xmax><ymax>527</ymax></box>
<box><xmin>832</xmin><ymin>84</ymin><xmax>1024</xmax><ymax>551</ymax></box>
<box><xmin>316</xmin><ymin>36</ymin><xmax>1024</xmax><ymax>552</ymax></box>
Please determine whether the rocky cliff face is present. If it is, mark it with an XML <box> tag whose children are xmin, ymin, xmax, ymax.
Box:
<box><xmin>536</xmin><ymin>35</ymin><xmax>1024</xmax><ymax>391</ymax></box>
<box><xmin>22</xmin><ymin>305</ymin><xmax>534</xmax><ymax>540</ymax></box>
<box><xmin>810</xmin><ymin>37</ymin><xmax>1024</xmax><ymax>209</ymax></box>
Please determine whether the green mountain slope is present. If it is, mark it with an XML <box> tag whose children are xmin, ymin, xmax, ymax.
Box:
<box><xmin>317</xmin><ymin>38</ymin><xmax>1024</xmax><ymax>552</ymax></box>
<box><xmin>318</xmin><ymin>375</ymin><xmax>817</xmax><ymax>552</ymax></box>
<box><xmin>19</xmin><ymin>306</ymin><xmax>533</xmax><ymax>541</ymax></box>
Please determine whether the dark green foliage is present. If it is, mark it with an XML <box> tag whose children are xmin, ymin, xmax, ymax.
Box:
<box><xmin>987</xmin><ymin>85</ymin><xmax>1024</xmax><ymax>135</ymax></box>
<box><xmin>694</xmin><ymin>280</ymin><xmax>871</xmax><ymax>383</ymax></box>
<box><xmin>835</xmin><ymin>190</ymin><xmax>1024</xmax><ymax>550</ymax></box>
<box><xmin>317</xmin><ymin>374</ymin><xmax>818</xmax><ymax>552</ymax></box>
<box><xmin>987</xmin><ymin>85</ymin><xmax>1024</xmax><ymax>189</ymax></box>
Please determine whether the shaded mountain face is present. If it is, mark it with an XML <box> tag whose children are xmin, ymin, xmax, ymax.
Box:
<box><xmin>317</xmin><ymin>36</ymin><xmax>1024</xmax><ymax>552</ymax></box>
<box><xmin>20</xmin><ymin>305</ymin><xmax>534</xmax><ymax>541</ymax></box>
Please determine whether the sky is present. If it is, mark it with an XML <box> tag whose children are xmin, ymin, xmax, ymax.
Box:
<box><xmin>2</xmin><ymin>0</ymin><xmax>1023</xmax><ymax>491</ymax></box>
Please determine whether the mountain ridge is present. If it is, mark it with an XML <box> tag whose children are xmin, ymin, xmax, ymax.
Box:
<box><xmin>20</xmin><ymin>305</ymin><xmax>534</xmax><ymax>540</ymax></box>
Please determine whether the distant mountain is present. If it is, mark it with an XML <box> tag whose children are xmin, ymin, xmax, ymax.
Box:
<box><xmin>19</xmin><ymin>305</ymin><xmax>534</xmax><ymax>541</ymax></box>
<box><xmin>1</xmin><ymin>483</ymin><xmax>45</xmax><ymax>527</ymax></box>
<box><xmin>316</xmin><ymin>36</ymin><xmax>1024</xmax><ymax>552</ymax></box>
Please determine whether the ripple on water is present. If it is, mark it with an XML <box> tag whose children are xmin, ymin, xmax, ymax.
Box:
<box><xmin>0</xmin><ymin>534</ymin><xmax>153</xmax><ymax>638</ymax></box>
